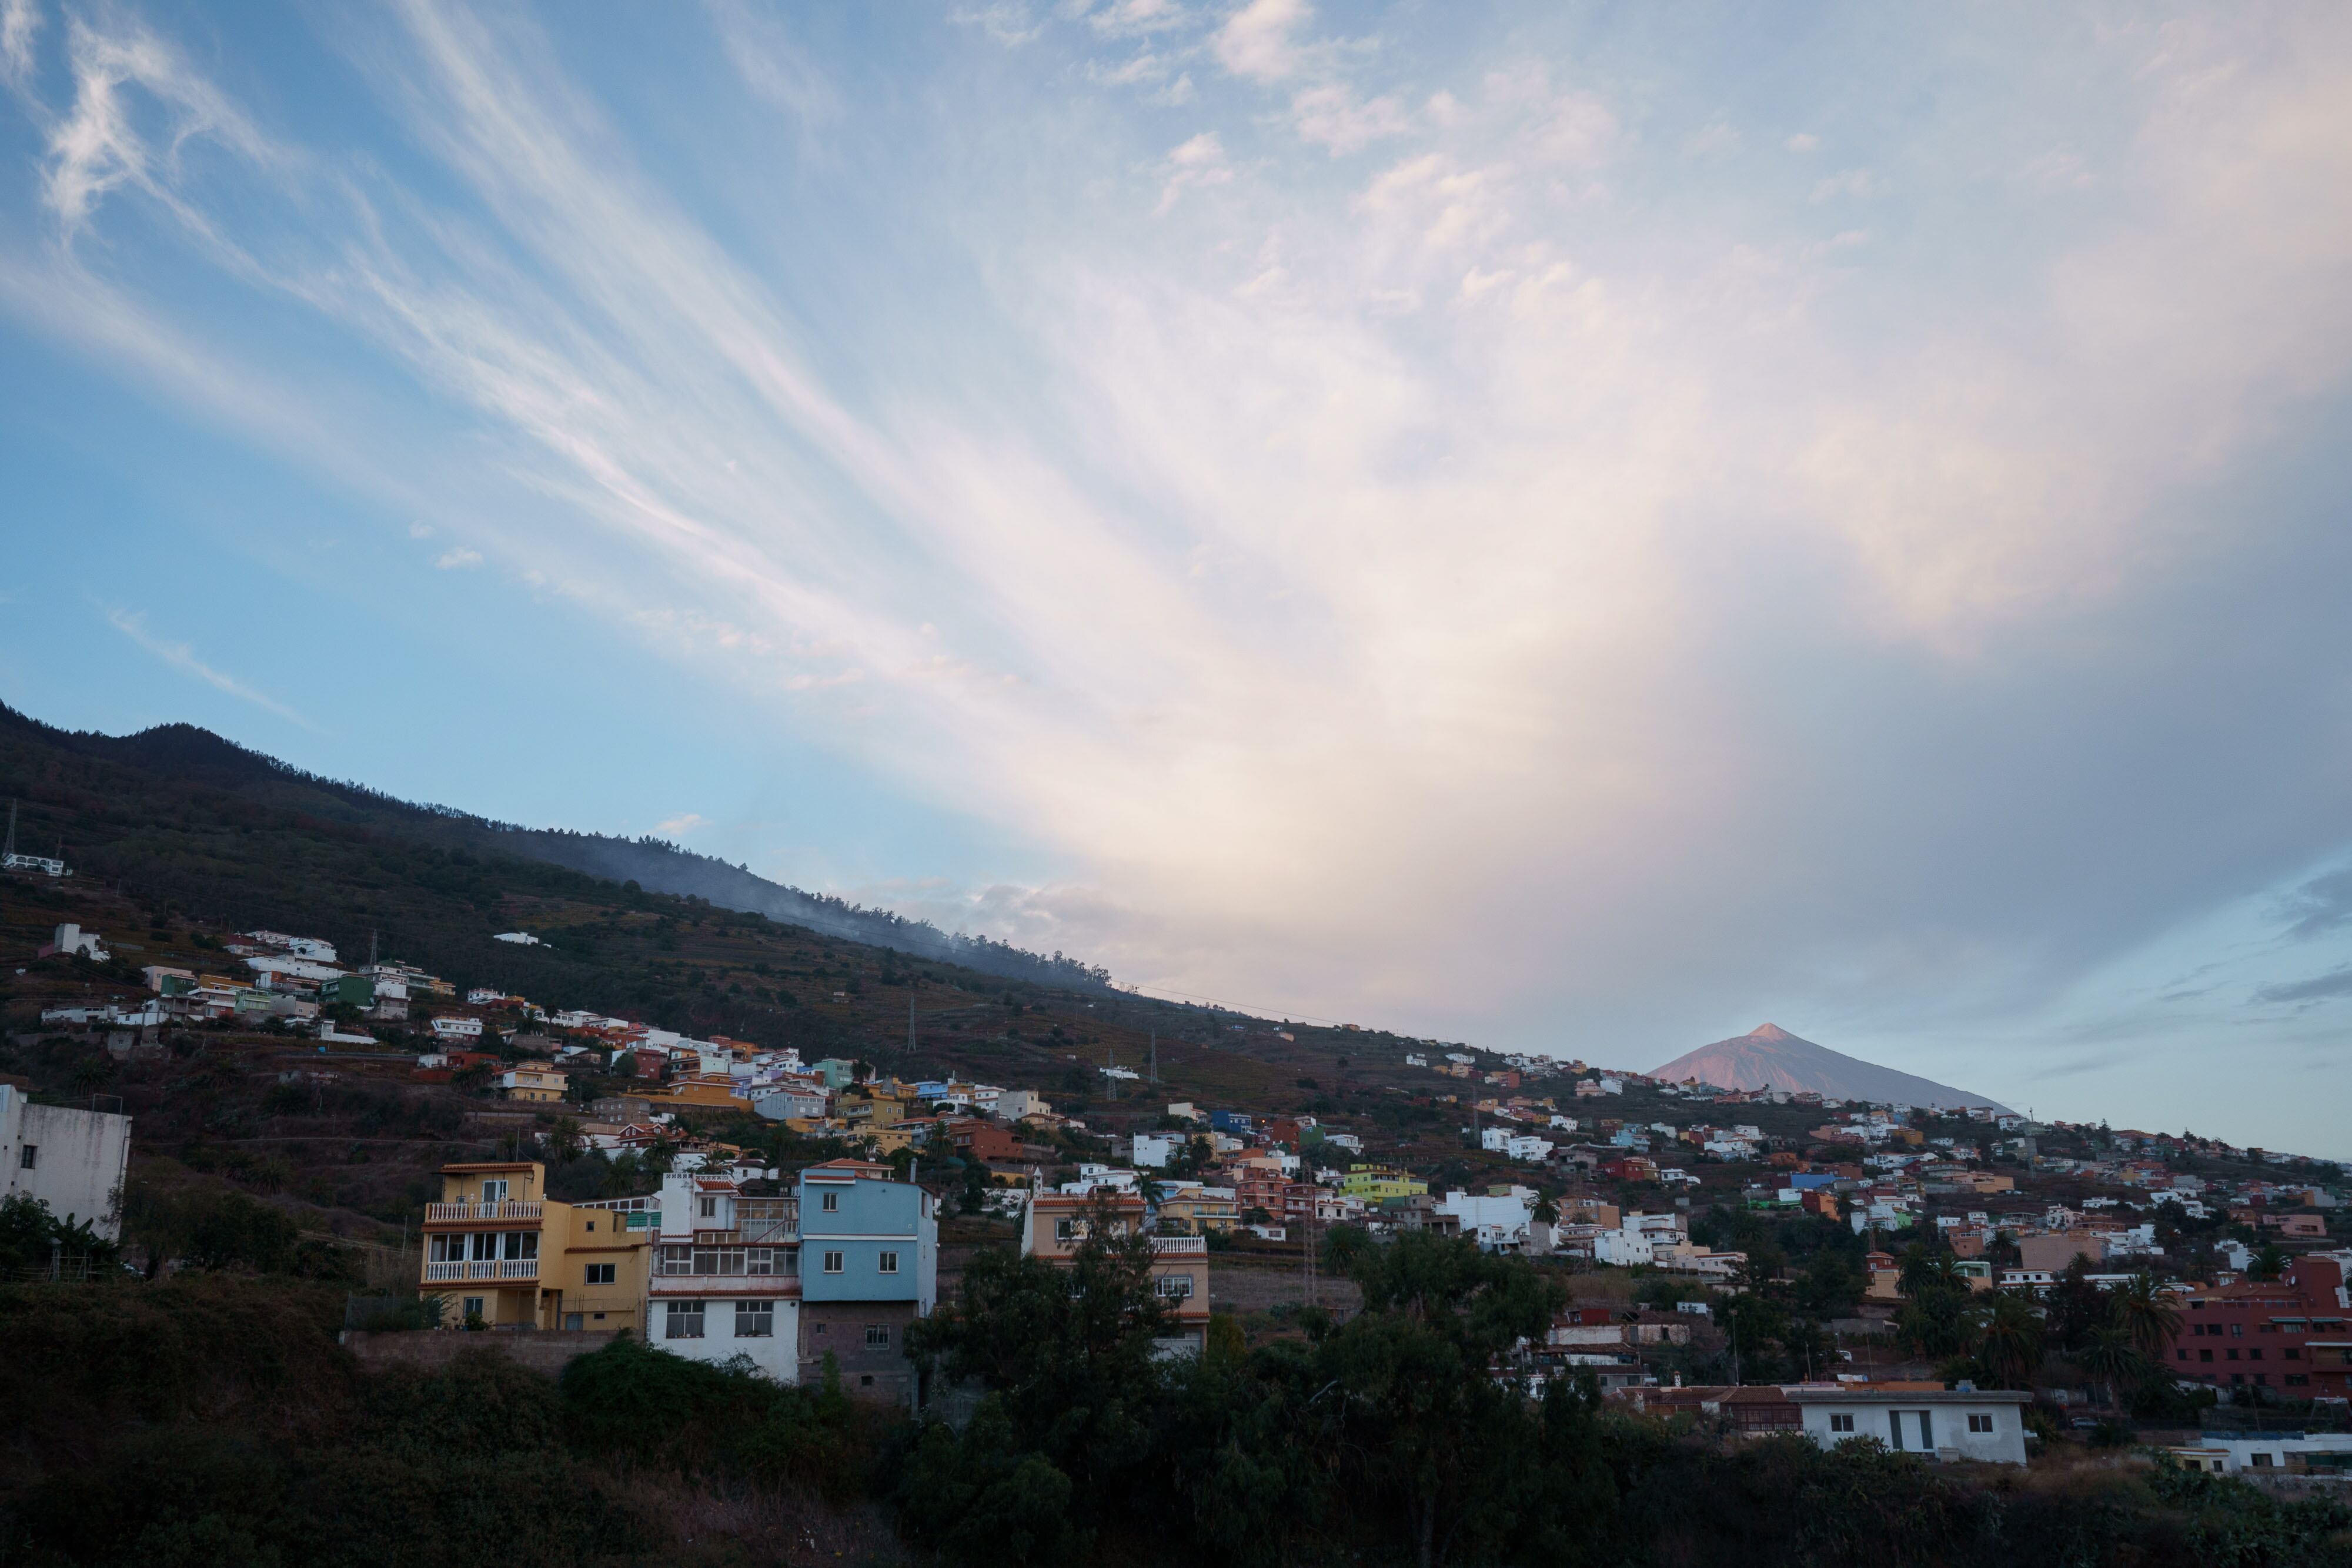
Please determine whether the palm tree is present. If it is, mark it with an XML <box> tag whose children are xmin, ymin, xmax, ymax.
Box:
<box><xmin>2250</xmin><ymin>1242</ymin><xmax>2288</xmax><ymax>1282</ymax></box>
<box><xmin>1972</xmin><ymin>1290</ymin><xmax>2045</xmax><ymax>1390</ymax></box>
<box><xmin>2079</xmin><ymin>1324</ymin><xmax>2147</xmax><ymax>1408</ymax></box>
<box><xmin>2112</xmin><ymin>1272</ymin><xmax>2181</xmax><ymax>1360</ymax></box>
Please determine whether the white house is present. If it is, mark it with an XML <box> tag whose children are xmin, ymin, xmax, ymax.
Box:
<box><xmin>1789</xmin><ymin>1389</ymin><xmax>2030</xmax><ymax>1465</ymax></box>
<box><xmin>993</xmin><ymin>1089</ymin><xmax>1051</xmax><ymax>1122</ymax></box>
<box><xmin>1592</xmin><ymin>1228</ymin><xmax>1655</xmax><ymax>1265</ymax></box>
<box><xmin>431</xmin><ymin>1015</ymin><xmax>486</xmax><ymax>1041</ymax></box>
<box><xmin>753</xmin><ymin>1085</ymin><xmax>830</xmax><ymax>1122</ymax></box>
<box><xmin>1131</xmin><ymin>1133</ymin><xmax>1180</xmax><ymax>1169</ymax></box>
<box><xmin>639</xmin><ymin>1171</ymin><xmax>800</xmax><ymax>1382</ymax></box>
<box><xmin>1438</xmin><ymin>1188</ymin><xmax>1535</xmax><ymax>1249</ymax></box>
<box><xmin>492</xmin><ymin>931</ymin><xmax>543</xmax><ymax>945</ymax></box>
<box><xmin>2174</xmin><ymin>1431</ymin><xmax>2352</xmax><ymax>1475</ymax></box>
<box><xmin>39</xmin><ymin>924</ymin><xmax>109</xmax><ymax>962</ymax></box>
<box><xmin>1</xmin><ymin>1082</ymin><xmax>131</xmax><ymax>1242</ymax></box>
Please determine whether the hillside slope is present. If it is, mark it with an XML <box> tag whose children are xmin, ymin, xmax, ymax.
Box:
<box><xmin>1649</xmin><ymin>1022</ymin><xmax>2012</xmax><ymax>1114</ymax></box>
<box><xmin>0</xmin><ymin>702</ymin><xmax>1104</xmax><ymax>990</ymax></box>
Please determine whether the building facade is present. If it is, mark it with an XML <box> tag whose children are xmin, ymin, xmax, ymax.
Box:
<box><xmin>642</xmin><ymin>1171</ymin><xmax>801</xmax><ymax>1381</ymax></box>
<box><xmin>797</xmin><ymin>1158</ymin><xmax>937</xmax><ymax>1403</ymax></box>
<box><xmin>1790</xmin><ymin>1389</ymin><xmax>2031</xmax><ymax>1465</ymax></box>
<box><xmin>419</xmin><ymin>1161</ymin><xmax>650</xmax><ymax>1333</ymax></box>
<box><xmin>0</xmin><ymin>1083</ymin><xmax>130</xmax><ymax>1241</ymax></box>
<box><xmin>2163</xmin><ymin>1258</ymin><xmax>2350</xmax><ymax>1399</ymax></box>
<box><xmin>1023</xmin><ymin>1189</ymin><xmax>1212</xmax><ymax>1355</ymax></box>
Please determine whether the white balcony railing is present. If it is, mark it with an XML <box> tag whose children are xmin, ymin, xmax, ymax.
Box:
<box><xmin>423</xmin><ymin>1259</ymin><xmax>540</xmax><ymax>1282</ymax></box>
<box><xmin>1149</xmin><ymin>1235</ymin><xmax>1210</xmax><ymax>1256</ymax></box>
<box><xmin>425</xmin><ymin>1201</ymin><xmax>543</xmax><ymax>1222</ymax></box>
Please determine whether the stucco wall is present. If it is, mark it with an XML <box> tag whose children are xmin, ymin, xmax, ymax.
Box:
<box><xmin>1</xmin><ymin>1088</ymin><xmax>131</xmax><ymax>1240</ymax></box>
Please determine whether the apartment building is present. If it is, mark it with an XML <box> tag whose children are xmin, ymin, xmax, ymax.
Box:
<box><xmin>2164</xmin><ymin>1258</ymin><xmax>2351</xmax><ymax>1399</ymax></box>
<box><xmin>643</xmin><ymin>1171</ymin><xmax>801</xmax><ymax>1380</ymax></box>
<box><xmin>797</xmin><ymin>1158</ymin><xmax>937</xmax><ymax>1403</ymax></box>
<box><xmin>419</xmin><ymin>1161</ymin><xmax>649</xmax><ymax>1333</ymax></box>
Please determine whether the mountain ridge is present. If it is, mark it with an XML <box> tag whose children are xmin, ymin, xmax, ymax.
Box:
<box><xmin>1650</xmin><ymin>1022</ymin><xmax>2012</xmax><ymax>1114</ymax></box>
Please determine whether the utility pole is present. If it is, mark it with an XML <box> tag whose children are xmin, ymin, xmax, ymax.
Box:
<box><xmin>1150</xmin><ymin>1030</ymin><xmax>1157</xmax><ymax>1085</ymax></box>
<box><xmin>907</xmin><ymin>995</ymin><xmax>915</xmax><ymax>1055</ymax></box>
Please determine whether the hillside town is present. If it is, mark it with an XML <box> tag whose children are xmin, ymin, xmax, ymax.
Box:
<box><xmin>11</xmin><ymin>905</ymin><xmax>2350</xmax><ymax>1479</ymax></box>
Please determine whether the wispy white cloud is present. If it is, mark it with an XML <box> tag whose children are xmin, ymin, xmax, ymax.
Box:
<box><xmin>436</xmin><ymin>546</ymin><xmax>482</xmax><ymax>569</ymax></box>
<box><xmin>10</xmin><ymin>2</ymin><xmax>2352</xmax><ymax>1151</ymax></box>
<box><xmin>1</xmin><ymin>0</ymin><xmax>41</xmax><ymax>86</ymax></box>
<box><xmin>105</xmin><ymin>607</ymin><xmax>315</xmax><ymax>728</ymax></box>
<box><xmin>656</xmin><ymin>811</ymin><xmax>710</xmax><ymax>837</ymax></box>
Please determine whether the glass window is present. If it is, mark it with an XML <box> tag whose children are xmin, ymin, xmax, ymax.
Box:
<box><xmin>735</xmin><ymin>1300</ymin><xmax>774</xmax><ymax>1339</ymax></box>
<box><xmin>1055</xmin><ymin>1219</ymin><xmax>1075</xmax><ymax>1242</ymax></box>
<box><xmin>823</xmin><ymin>1251</ymin><xmax>845</xmax><ymax>1273</ymax></box>
<box><xmin>430</xmin><ymin>1233</ymin><xmax>464</xmax><ymax>1262</ymax></box>
<box><xmin>821</xmin><ymin>1191</ymin><xmax>840</xmax><ymax>1212</ymax></box>
<box><xmin>463</xmin><ymin>1296</ymin><xmax>486</xmax><ymax>1319</ymax></box>
<box><xmin>1829</xmin><ymin>1413</ymin><xmax>1854</xmax><ymax>1433</ymax></box>
<box><xmin>1154</xmin><ymin>1274</ymin><xmax>1194</xmax><ymax>1298</ymax></box>
<box><xmin>747</xmin><ymin>1249</ymin><xmax>773</xmax><ymax>1275</ymax></box>
<box><xmin>1967</xmin><ymin>1413</ymin><xmax>1993</xmax><ymax>1433</ymax></box>
<box><xmin>17</xmin><ymin>1145</ymin><xmax>33</xmax><ymax>1170</ymax></box>
<box><xmin>878</xmin><ymin>1251</ymin><xmax>900</xmax><ymax>1274</ymax></box>
<box><xmin>660</xmin><ymin>1245</ymin><xmax>692</xmax><ymax>1276</ymax></box>
<box><xmin>502</xmin><ymin>1231</ymin><xmax>538</xmax><ymax>1261</ymax></box>
<box><xmin>866</xmin><ymin>1324</ymin><xmax>891</xmax><ymax>1348</ymax></box>
<box><xmin>471</xmin><ymin>1232</ymin><xmax>498</xmax><ymax>1262</ymax></box>
<box><xmin>665</xmin><ymin>1299</ymin><xmax>706</xmax><ymax>1340</ymax></box>
<box><xmin>719</xmin><ymin>1249</ymin><xmax>746</xmax><ymax>1277</ymax></box>
<box><xmin>692</xmin><ymin>1248</ymin><xmax>720</xmax><ymax>1275</ymax></box>
<box><xmin>699</xmin><ymin>1196</ymin><xmax>717</xmax><ymax>1218</ymax></box>
<box><xmin>782</xmin><ymin>1248</ymin><xmax>800</xmax><ymax>1277</ymax></box>
<box><xmin>585</xmin><ymin>1263</ymin><xmax>616</xmax><ymax>1286</ymax></box>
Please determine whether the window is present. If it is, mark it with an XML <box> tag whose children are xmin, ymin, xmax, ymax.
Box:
<box><xmin>735</xmin><ymin>1300</ymin><xmax>774</xmax><ymax>1338</ymax></box>
<box><xmin>665</xmin><ymin>1299</ymin><xmax>706</xmax><ymax>1340</ymax></box>
<box><xmin>482</xmin><ymin>1179</ymin><xmax>508</xmax><ymax>1203</ymax></box>
<box><xmin>2249</xmin><ymin>1349</ymin><xmax>2263</xmax><ymax>1360</ymax></box>
<box><xmin>462</xmin><ymin>1296</ymin><xmax>486</xmax><ymax>1320</ymax></box>
<box><xmin>1055</xmin><ymin>1218</ymin><xmax>1075</xmax><ymax>1242</ymax></box>
<box><xmin>660</xmin><ymin>1245</ymin><xmax>693</xmax><ymax>1276</ymax></box>
<box><xmin>1829</xmin><ymin>1413</ymin><xmax>1855</xmax><ymax>1433</ymax></box>
<box><xmin>823</xmin><ymin>1251</ymin><xmax>845</xmax><ymax>1273</ymax></box>
<box><xmin>866</xmin><ymin>1324</ymin><xmax>891</xmax><ymax>1348</ymax></box>
<box><xmin>2230</xmin><ymin>1323</ymin><xmax>2244</xmax><ymax>1338</ymax></box>
<box><xmin>2227</xmin><ymin>1349</ymin><xmax>2240</xmax><ymax>1361</ymax></box>
<box><xmin>2200</xmin><ymin>1348</ymin><xmax>2214</xmax><ymax>1362</ymax></box>
<box><xmin>17</xmin><ymin>1145</ymin><xmax>33</xmax><ymax>1170</ymax></box>
<box><xmin>471</xmin><ymin>1232</ymin><xmax>498</xmax><ymax>1262</ymax></box>
<box><xmin>584</xmin><ymin>1263</ymin><xmax>616</xmax><ymax>1286</ymax></box>
<box><xmin>878</xmin><ymin>1251</ymin><xmax>900</xmax><ymax>1275</ymax></box>
<box><xmin>1887</xmin><ymin>1412</ymin><xmax>1905</xmax><ymax>1450</ymax></box>
<box><xmin>2286</xmin><ymin>1348</ymin><xmax>2301</xmax><ymax>1360</ymax></box>
<box><xmin>1154</xmin><ymin>1273</ymin><xmax>1195</xmax><ymax>1299</ymax></box>
<box><xmin>563</xmin><ymin>1313</ymin><xmax>583</xmax><ymax>1330</ymax></box>
<box><xmin>1967</xmin><ymin>1414</ymin><xmax>1994</xmax><ymax>1434</ymax></box>
<box><xmin>2177</xmin><ymin>1350</ymin><xmax>2189</xmax><ymax>1361</ymax></box>
<box><xmin>821</xmin><ymin>1191</ymin><xmax>840</xmax><ymax>1212</ymax></box>
<box><xmin>2286</xmin><ymin>1374</ymin><xmax>2310</xmax><ymax>1387</ymax></box>
<box><xmin>2252</xmin><ymin>1453</ymin><xmax>2274</xmax><ymax>1468</ymax></box>
<box><xmin>501</xmin><ymin>1231</ymin><xmax>539</xmax><ymax>1261</ymax></box>
<box><xmin>430</xmin><ymin>1233</ymin><xmax>466</xmax><ymax>1262</ymax></box>
<box><xmin>699</xmin><ymin>1196</ymin><xmax>717</xmax><ymax>1219</ymax></box>
<box><xmin>747</xmin><ymin>1248</ymin><xmax>773</xmax><ymax>1276</ymax></box>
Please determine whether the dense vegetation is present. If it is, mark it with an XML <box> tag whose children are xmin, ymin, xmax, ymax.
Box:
<box><xmin>5</xmin><ymin>1235</ymin><xmax>2346</xmax><ymax>1568</ymax></box>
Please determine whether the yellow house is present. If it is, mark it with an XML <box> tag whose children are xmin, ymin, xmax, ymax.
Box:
<box><xmin>1157</xmin><ymin>1185</ymin><xmax>1241</xmax><ymax>1233</ymax></box>
<box><xmin>420</xmin><ymin>1161</ymin><xmax>651</xmax><ymax>1333</ymax></box>
<box><xmin>499</xmin><ymin>1065</ymin><xmax>569</xmax><ymax>1103</ymax></box>
<box><xmin>1339</xmin><ymin>1165</ymin><xmax>1428</xmax><ymax>1203</ymax></box>
<box><xmin>840</xmin><ymin>1095</ymin><xmax>906</xmax><ymax>1130</ymax></box>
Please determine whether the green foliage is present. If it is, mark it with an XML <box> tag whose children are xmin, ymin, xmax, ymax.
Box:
<box><xmin>0</xmin><ymin>1192</ymin><xmax>120</xmax><ymax>1273</ymax></box>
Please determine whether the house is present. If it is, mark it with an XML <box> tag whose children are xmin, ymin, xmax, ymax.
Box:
<box><xmin>1</xmin><ymin>1081</ymin><xmax>130</xmax><ymax>1241</ymax></box>
<box><xmin>1789</xmin><ymin>1388</ymin><xmax>2030</xmax><ymax>1465</ymax></box>
<box><xmin>991</xmin><ymin>1088</ymin><xmax>1050</xmax><ymax>1122</ymax></box>
<box><xmin>38</xmin><ymin>923</ymin><xmax>109</xmax><ymax>962</ymax></box>
<box><xmin>431</xmin><ymin>1015</ymin><xmax>485</xmax><ymax>1041</ymax></box>
<box><xmin>1157</xmin><ymin>1185</ymin><xmax>1240</xmax><ymax>1233</ymax></box>
<box><xmin>753</xmin><ymin>1084</ymin><xmax>830</xmax><ymax>1121</ymax></box>
<box><xmin>1022</xmin><ymin>1189</ymin><xmax>1211</xmax><ymax>1356</ymax></box>
<box><xmin>419</xmin><ymin>1161</ymin><xmax>651</xmax><ymax>1334</ymax></box>
<box><xmin>637</xmin><ymin>1170</ymin><xmax>800</xmax><ymax>1380</ymax></box>
<box><xmin>2018</xmin><ymin>1230</ymin><xmax>2105</xmax><ymax>1273</ymax></box>
<box><xmin>1131</xmin><ymin>1132</ymin><xmax>1183</xmax><ymax>1168</ymax></box>
<box><xmin>2174</xmin><ymin>1431</ymin><xmax>2352</xmax><ymax>1475</ymax></box>
<box><xmin>1338</xmin><ymin>1166</ymin><xmax>1428</xmax><ymax>1203</ymax></box>
<box><xmin>498</xmin><ymin>1065</ymin><xmax>569</xmax><ymax>1104</ymax></box>
<box><xmin>797</xmin><ymin>1158</ymin><xmax>938</xmax><ymax>1404</ymax></box>
<box><xmin>943</xmin><ymin>1118</ymin><xmax>1025</xmax><ymax>1163</ymax></box>
<box><xmin>1437</xmin><ymin>1187</ymin><xmax>1536</xmax><ymax>1249</ymax></box>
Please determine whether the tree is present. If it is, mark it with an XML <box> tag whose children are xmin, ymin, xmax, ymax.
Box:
<box><xmin>2111</xmin><ymin>1271</ymin><xmax>2181</xmax><ymax>1360</ymax></box>
<box><xmin>2250</xmin><ymin>1241</ymin><xmax>2288</xmax><ymax>1282</ymax></box>
<box><xmin>2079</xmin><ymin>1325</ymin><xmax>2147</xmax><ymax>1407</ymax></box>
<box><xmin>1972</xmin><ymin>1290</ymin><xmax>2045</xmax><ymax>1389</ymax></box>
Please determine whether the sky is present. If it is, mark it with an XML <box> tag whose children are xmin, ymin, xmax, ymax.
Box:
<box><xmin>1</xmin><ymin>1</ymin><xmax>2348</xmax><ymax>1155</ymax></box>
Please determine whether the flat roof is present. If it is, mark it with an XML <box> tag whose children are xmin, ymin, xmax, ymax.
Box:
<box><xmin>1788</xmin><ymin>1389</ymin><xmax>2031</xmax><ymax>1405</ymax></box>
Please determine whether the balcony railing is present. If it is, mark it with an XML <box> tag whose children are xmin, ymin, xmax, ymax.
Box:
<box><xmin>423</xmin><ymin>1259</ymin><xmax>540</xmax><ymax>1282</ymax></box>
<box><xmin>426</xmin><ymin>1201</ymin><xmax>543</xmax><ymax>1222</ymax></box>
<box><xmin>1149</xmin><ymin>1235</ymin><xmax>1209</xmax><ymax>1256</ymax></box>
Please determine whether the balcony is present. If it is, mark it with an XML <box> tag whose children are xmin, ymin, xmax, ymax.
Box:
<box><xmin>1149</xmin><ymin>1235</ymin><xmax>1209</xmax><ymax>1257</ymax></box>
<box><xmin>423</xmin><ymin>1259</ymin><xmax>541</xmax><ymax>1282</ymax></box>
<box><xmin>426</xmin><ymin>1201</ymin><xmax>543</xmax><ymax>1222</ymax></box>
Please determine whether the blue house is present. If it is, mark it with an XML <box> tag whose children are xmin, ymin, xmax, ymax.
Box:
<box><xmin>1210</xmin><ymin>1110</ymin><xmax>1254</xmax><ymax>1135</ymax></box>
<box><xmin>794</xmin><ymin>1157</ymin><xmax>937</xmax><ymax>1403</ymax></box>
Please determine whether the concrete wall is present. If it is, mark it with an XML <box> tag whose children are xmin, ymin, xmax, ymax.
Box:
<box><xmin>649</xmin><ymin>1295</ymin><xmax>801</xmax><ymax>1382</ymax></box>
<box><xmin>341</xmin><ymin>1329</ymin><xmax>620</xmax><ymax>1375</ymax></box>
<box><xmin>800</xmin><ymin>1300</ymin><xmax>920</xmax><ymax>1404</ymax></box>
<box><xmin>1</xmin><ymin>1086</ymin><xmax>131</xmax><ymax>1240</ymax></box>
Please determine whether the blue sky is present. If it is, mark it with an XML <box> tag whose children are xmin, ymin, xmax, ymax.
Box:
<box><xmin>2</xmin><ymin>1</ymin><xmax>2348</xmax><ymax>1154</ymax></box>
